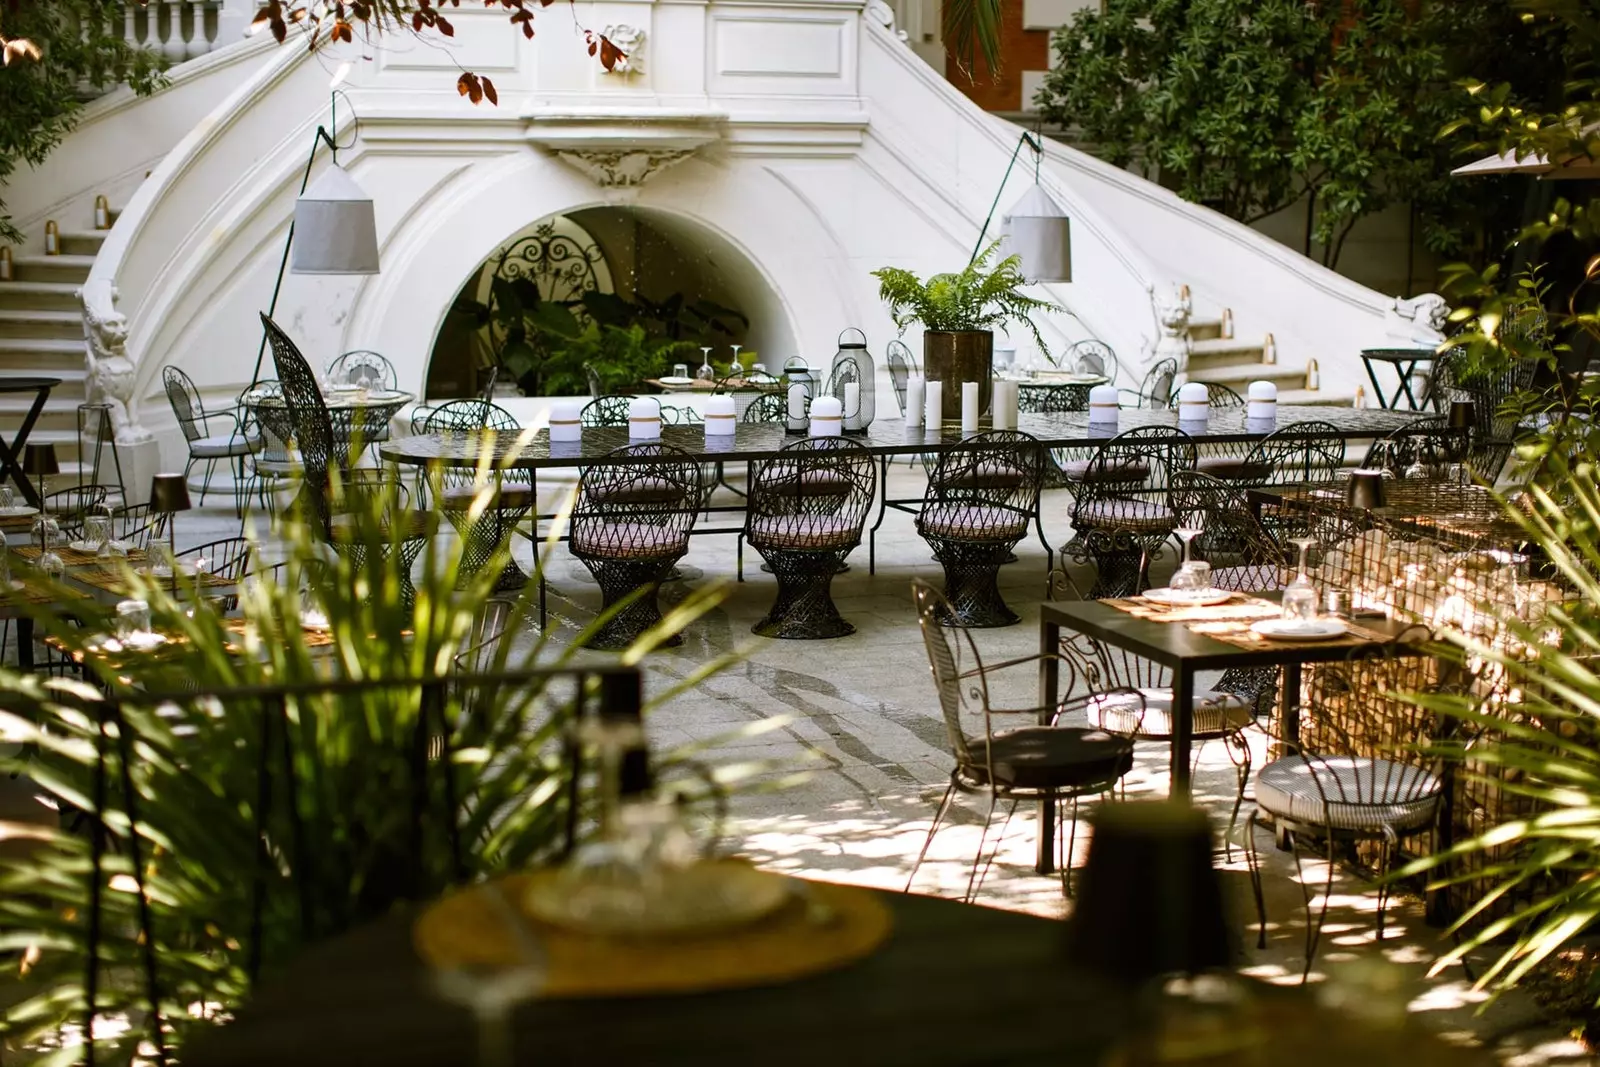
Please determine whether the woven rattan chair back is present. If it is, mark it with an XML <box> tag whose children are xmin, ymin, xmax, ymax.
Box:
<box><xmin>1169</xmin><ymin>471</ymin><xmax>1286</xmax><ymax>586</ymax></box>
<box><xmin>925</xmin><ymin>430</ymin><xmax>1044</xmax><ymax>517</ymax></box>
<box><xmin>163</xmin><ymin>366</ymin><xmax>207</xmax><ymax>443</ymax></box>
<box><xmin>749</xmin><ymin>436</ymin><xmax>875</xmax><ymax>528</ymax></box>
<box><xmin>262</xmin><ymin>314</ymin><xmax>340</xmax><ymax>536</ymax></box>
<box><xmin>1237</xmin><ymin>421</ymin><xmax>1346</xmax><ymax>489</ymax></box>
<box><xmin>886</xmin><ymin>340</ymin><xmax>915</xmax><ymax>415</ymax></box>
<box><xmin>1068</xmin><ymin>339</ymin><xmax>1119</xmax><ymax>383</ymax></box>
<box><xmin>325</xmin><ymin>350</ymin><xmax>397</xmax><ymax>390</ymax></box>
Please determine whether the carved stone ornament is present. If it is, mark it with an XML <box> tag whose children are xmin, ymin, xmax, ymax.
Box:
<box><xmin>601</xmin><ymin>25</ymin><xmax>645</xmax><ymax>75</ymax></box>
<box><xmin>79</xmin><ymin>279</ymin><xmax>154</xmax><ymax>444</ymax></box>
<box><xmin>1150</xmin><ymin>283</ymin><xmax>1193</xmax><ymax>374</ymax></box>
<box><xmin>1385</xmin><ymin>293</ymin><xmax>1450</xmax><ymax>347</ymax></box>
<box><xmin>554</xmin><ymin>148</ymin><xmax>696</xmax><ymax>187</ymax></box>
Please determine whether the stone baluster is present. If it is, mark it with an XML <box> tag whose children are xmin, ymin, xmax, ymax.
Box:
<box><xmin>160</xmin><ymin>1</ymin><xmax>188</xmax><ymax>62</ymax></box>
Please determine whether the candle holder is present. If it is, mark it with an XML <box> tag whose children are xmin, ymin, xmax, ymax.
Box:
<box><xmin>826</xmin><ymin>328</ymin><xmax>876</xmax><ymax>434</ymax></box>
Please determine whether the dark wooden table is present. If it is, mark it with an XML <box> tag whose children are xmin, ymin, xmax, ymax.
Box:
<box><xmin>1360</xmin><ymin>348</ymin><xmax>1435</xmax><ymax>410</ymax></box>
<box><xmin>1034</xmin><ymin>595</ymin><xmax>1427</xmax><ymax>874</ymax></box>
<box><xmin>184</xmin><ymin>889</ymin><xmax>1131</xmax><ymax>1066</ymax></box>
<box><xmin>0</xmin><ymin>376</ymin><xmax>62</xmax><ymax>507</ymax></box>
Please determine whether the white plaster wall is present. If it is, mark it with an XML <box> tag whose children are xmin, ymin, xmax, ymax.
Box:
<box><xmin>86</xmin><ymin>0</ymin><xmax>1410</xmax><ymax>474</ymax></box>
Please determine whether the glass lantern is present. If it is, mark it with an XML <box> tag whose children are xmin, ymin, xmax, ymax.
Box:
<box><xmin>826</xmin><ymin>327</ymin><xmax>876</xmax><ymax>434</ymax></box>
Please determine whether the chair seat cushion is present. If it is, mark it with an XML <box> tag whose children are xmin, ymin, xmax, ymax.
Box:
<box><xmin>1088</xmin><ymin>688</ymin><xmax>1252</xmax><ymax>738</ymax></box>
<box><xmin>1210</xmin><ymin>564</ymin><xmax>1280</xmax><ymax>592</ymax></box>
<box><xmin>748</xmin><ymin>514</ymin><xmax>861</xmax><ymax>551</ymax></box>
<box><xmin>939</xmin><ymin>462</ymin><xmax>1027</xmax><ymax>490</ymax></box>
<box><xmin>589</xmin><ymin>477</ymin><xmax>687</xmax><ymax>506</ymax></box>
<box><xmin>572</xmin><ymin>522</ymin><xmax>689</xmax><ymax>561</ymax></box>
<box><xmin>1073</xmin><ymin>499</ymin><xmax>1175</xmax><ymax>530</ymax></box>
<box><xmin>1060</xmin><ymin>458</ymin><xmax>1151</xmax><ymax>483</ymax></box>
<box><xmin>191</xmin><ymin>432</ymin><xmax>261</xmax><ymax>458</ymax></box>
<box><xmin>918</xmin><ymin>503</ymin><xmax>1029</xmax><ymax>542</ymax></box>
<box><xmin>764</xmin><ymin>469</ymin><xmax>854</xmax><ymax>497</ymax></box>
<box><xmin>1196</xmin><ymin>456</ymin><xmax>1269</xmax><ymax>481</ymax></box>
<box><xmin>329</xmin><ymin>508</ymin><xmax>436</xmax><ymax>543</ymax></box>
<box><xmin>441</xmin><ymin>484</ymin><xmax>536</xmax><ymax>508</ymax></box>
<box><xmin>962</xmin><ymin>726</ymin><xmax>1134</xmax><ymax>791</ymax></box>
<box><xmin>1255</xmin><ymin>756</ymin><xmax>1442</xmax><ymax>833</ymax></box>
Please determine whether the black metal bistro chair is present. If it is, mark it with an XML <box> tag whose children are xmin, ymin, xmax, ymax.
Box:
<box><xmin>742</xmin><ymin>437</ymin><xmax>876</xmax><ymax>639</ymax></box>
<box><xmin>569</xmin><ymin>443</ymin><xmax>702</xmax><ymax>650</ymax></box>
<box><xmin>1069</xmin><ymin>339</ymin><xmax>1119</xmax><ymax>383</ymax></box>
<box><xmin>1119</xmin><ymin>357</ymin><xmax>1178</xmax><ymax>409</ymax></box>
<box><xmin>580</xmin><ymin>395</ymin><xmax>633</xmax><ymax>428</ymax></box>
<box><xmin>263</xmin><ymin>315</ymin><xmax>436</xmax><ymax>610</ymax></box>
<box><xmin>419</xmin><ymin>401</ymin><xmax>535</xmax><ymax>592</ymax></box>
<box><xmin>907</xmin><ymin>580</ymin><xmax>1135</xmax><ymax>901</ymax></box>
<box><xmin>1243</xmin><ymin>633</ymin><xmax>1454</xmax><ymax>979</ymax></box>
<box><xmin>916</xmin><ymin>431</ymin><xmax>1045</xmax><ymax>628</ymax></box>
<box><xmin>1168</xmin><ymin>382</ymin><xmax>1245</xmax><ymax>410</ymax></box>
<box><xmin>163</xmin><ymin>365</ymin><xmax>260</xmax><ymax>511</ymax></box>
<box><xmin>325</xmin><ymin>350</ymin><xmax>398</xmax><ymax>391</ymax></box>
<box><xmin>176</xmin><ymin>535</ymin><xmax>256</xmax><ymax>613</ymax></box>
<box><xmin>1362</xmin><ymin>416</ymin><xmax>1471</xmax><ymax>480</ymax></box>
<box><xmin>741</xmin><ymin>392</ymin><xmax>787</xmax><ymax>424</ymax></box>
<box><xmin>39</xmin><ymin>485</ymin><xmax>109</xmax><ymax>540</ymax></box>
<box><xmin>1064</xmin><ymin>426</ymin><xmax>1195</xmax><ymax>599</ymax></box>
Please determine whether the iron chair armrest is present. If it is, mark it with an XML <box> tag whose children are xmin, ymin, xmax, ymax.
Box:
<box><xmin>1051</xmin><ymin>684</ymin><xmax>1148</xmax><ymax>729</ymax></box>
<box><xmin>956</xmin><ymin>651</ymin><xmax>1059</xmax><ymax>681</ymax></box>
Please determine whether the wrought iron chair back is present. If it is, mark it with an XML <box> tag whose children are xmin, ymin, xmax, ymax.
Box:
<box><xmin>42</xmin><ymin>485</ymin><xmax>109</xmax><ymax>536</ymax></box>
<box><xmin>574</xmin><ymin>443</ymin><xmax>702</xmax><ymax>529</ymax></box>
<box><xmin>1169</xmin><ymin>470</ymin><xmax>1287</xmax><ymax>586</ymax></box>
<box><xmin>1362</xmin><ymin>416</ymin><xmax>1469</xmax><ymax>477</ymax></box>
<box><xmin>1071</xmin><ymin>426</ymin><xmax>1197</xmax><ymax>517</ymax></box>
<box><xmin>418</xmin><ymin>398</ymin><xmax>495</xmax><ymax>434</ymax></box>
<box><xmin>162</xmin><ymin>366</ymin><xmax>208</xmax><ymax>443</ymax></box>
<box><xmin>912</xmin><ymin>579</ymin><xmax>997</xmax><ymax>769</ymax></box>
<box><xmin>1123</xmin><ymin>357</ymin><xmax>1178</xmax><ymax>409</ymax></box>
<box><xmin>1236</xmin><ymin>420</ymin><xmax>1346</xmax><ymax>489</ymax></box>
<box><xmin>749</xmin><ymin>436</ymin><xmax>875</xmax><ymax>525</ymax></box>
<box><xmin>584</xmin><ymin>363</ymin><xmax>606</xmax><ymax>398</ymax></box>
<box><xmin>885</xmin><ymin>340</ymin><xmax>915</xmax><ymax>415</ymax></box>
<box><xmin>742</xmin><ymin>392</ymin><xmax>787</xmax><ymax>423</ymax></box>
<box><xmin>325</xmin><ymin>350</ymin><xmax>397</xmax><ymax>390</ymax></box>
<box><xmin>925</xmin><ymin>429</ymin><xmax>1045</xmax><ymax>518</ymax></box>
<box><xmin>112</xmin><ymin>502</ymin><xmax>167</xmax><ymax>552</ymax></box>
<box><xmin>245</xmin><ymin>380</ymin><xmax>295</xmax><ymax>467</ymax></box>
<box><xmin>581</xmin><ymin>395</ymin><xmax>633</xmax><ymax>428</ymax></box>
<box><xmin>1068</xmin><ymin>339</ymin><xmax>1119</xmax><ymax>383</ymax></box>
<box><xmin>1167</xmin><ymin>382</ymin><xmax>1245</xmax><ymax>409</ymax></box>
<box><xmin>263</xmin><ymin>314</ymin><xmax>357</xmax><ymax>540</ymax></box>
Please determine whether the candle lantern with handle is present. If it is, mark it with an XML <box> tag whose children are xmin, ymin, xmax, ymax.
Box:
<box><xmin>783</xmin><ymin>357</ymin><xmax>814</xmax><ymax>435</ymax></box>
<box><xmin>825</xmin><ymin>328</ymin><xmax>876</xmax><ymax>434</ymax></box>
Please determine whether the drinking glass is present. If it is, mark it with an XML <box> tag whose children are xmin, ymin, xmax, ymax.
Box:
<box><xmin>696</xmin><ymin>347</ymin><xmax>715</xmax><ymax>381</ymax></box>
<box><xmin>115</xmin><ymin>599</ymin><xmax>151</xmax><ymax>641</ymax></box>
<box><xmin>1171</xmin><ymin>561</ymin><xmax>1212</xmax><ymax>596</ymax></box>
<box><xmin>672</xmin><ymin>363</ymin><xmax>688</xmax><ymax>380</ymax></box>
<box><xmin>1169</xmin><ymin>525</ymin><xmax>1206</xmax><ymax>596</ymax></box>
<box><xmin>728</xmin><ymin>344</ymin><xmax>744</xmax><ymax>380</ymax></box>
<box><xmin>149</xmin><ymin>541</ymin><xmax>175</xmax><ymax>579</ymax></box>
<box><xmin>0</xmin><ymin>485</ymin><xmax>13</xmax><ymax>510</ymax></box>
<box><xmin>1282</xmin><ymin>537</ymin><xmax>1319</xmax><ymax>622</ymax></box>
<box><xmin>82</xmin><ymin>514</ymin><xmax>111</xmax><ymax>555</ymax></box>
<box><xmin>32</xmin><ymin>513</ymin><xmax>63</xmax><ymax>579</ymax></box>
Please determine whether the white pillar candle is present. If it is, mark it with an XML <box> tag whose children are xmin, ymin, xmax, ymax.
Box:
<box><xmin>549</xmin><ymin>399</ymin><xmax>582</xmax><ymax>442</ymax></box>
<box><xmin>705</xmin><ymin>394</ymin><xmax>736</xmax><ymax>436</ymax></box>
<box><xmin>905</xmin><ymin>375</ymin><xmax>925</xmax><ymax>428</ymax></box>
<box><xmin>843</xmin><ymin>381</ymin><xmax>860</xmax><ymax>420</ymax></box>
<box><xmin>990</xmin><ymin>379</ymin><xmax>1008</xmax><ymax>430</ymax></box>
<box><xmin>1177</xmin><ymin>381</ymin><xmax>1210</xmax><ymax>426</ymax></box>
<box><xmin>1247</xmin><ymin>380</ymin><xmax>1278</xmax><ymax>421</ymax></box>
<box><xmin>924</xmin><ymin>380</ymin><xmax>943</xmax><ymax>430</ymax></box>
<box><xmin>628</xmin><ymin>397</ymin><xmax>662</xmax><ymax>440</ymax></box>
<box><xmin>809</xmin><ymin>395</ymin><xmax>843</xmax><ymax>437</ymax></box>
<box><xmin>1088</xmin><ymin>385</ymin><xmax>1119</xmax><ymax>426</ymax></box>
<box><xmin>787</xmin><ymin>382</ymin><xmax>809</xmax><ymax>429</ymax></box>
<box><xmin>961</xmin><ymin>381</ymin><xmax>980</xmax><ymax>434</ymax></box>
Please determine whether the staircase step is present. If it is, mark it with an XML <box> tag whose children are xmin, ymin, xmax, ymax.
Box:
<box><xmin>0</xmin><ymin>308</ymin><xmax>82</xmax><ymax>340</ymax></box>
<box><xmin>1187</xmin><ymin>317</ymin><xmax>1226</xmax><ymax>342</ymax></box>
<box><xmin>10</xmin><ymin>255</ymin><xmax>94</xmax><ymax>284</ymax></box>
<box><xmin>1187</xmin><ymin>337</ymin><xmax>1266</xmax><ymax>371</ymax></box>
<box><xmin>0</xmin><ymin>281</ymin><xmax>81</xmax><ymax>312</ymax></box>
<box><xmin>1188</xmin><ymin>362</ymin><xmax>1306</xmax><ymax>389</ymax></box>
<box><xmin>1277</xmin><ymin>389</ymin><xmax>1357</xmax><ymax>407</ymax></box>
<box><xmin>58</xmin><ymin>231</ymin><xmax>107</xmax><ymax>257</ymax></box>
<box><xmin>0</xmin><ymin>336</ymin><xmax>84</xmax><ymax>360</ymax></box>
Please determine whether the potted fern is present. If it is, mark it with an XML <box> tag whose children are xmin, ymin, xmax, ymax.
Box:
<box><xmin>872</xmin><ymin>241</ymin><xmax>1059</xmax><ymax>420</ymax></box>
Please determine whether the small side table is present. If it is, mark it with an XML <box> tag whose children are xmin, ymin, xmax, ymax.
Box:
<box><xmin>0</xmin><ymin>376</ymin><xmax>62</xmax><ymax>507</ymax></box>
<box><xmin>1359</xmin><ymin>348</ymin><xmax>1434</xmax><ymax>410</ymax></box>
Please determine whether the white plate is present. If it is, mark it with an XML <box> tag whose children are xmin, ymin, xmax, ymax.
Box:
<box><xmin>1142</xmin><ymin>588</ymin><xmax>1235</xmax><ymax>607</ymax></box>
<box><xmin>115</xmin><ymin>631</ymin><xmax>168</xmax><ymax>652</ymax></box>
<box><xmin>328</xmin><ymin>383</ymin><xmax>362</xmax><ymax>393</ymax></box>
<box><xmin>658</xmin><ymin>376</ymin><xmax>695</xmax><ymax>386</ymax></box>
<box><xmin>0</xmin><ymin>506</ymin><xmax>39</xmax><ymax>519</ymax></box>
<box><xmin>68</xmin><ymin>540</ymin><xmax>104</xmax><ymax>554</ymax></box>
<box><xmin>1249</xmin><ymin>618</ymin><xmax>1348</xmax><ymax>641</ymax></box>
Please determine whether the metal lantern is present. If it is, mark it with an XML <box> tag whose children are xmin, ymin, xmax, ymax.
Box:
<box><xmin>292</xmin><ymin>164</ymin><xmax>380</xmax><ymax>275</ymax></box>
<box><xmin>1000</xmin><ymin>184</ymin><xmax>1072</xmax><ymax>284</ymax></box>
<box><xmin>826</xmin><ymin>327</ymin><xmax>876</xmax><ymax>434</ymax></box>
<box><xmin>783</xmin><ymin>356</ymin><xmax>814</xmax><ymax>435</ymax></box>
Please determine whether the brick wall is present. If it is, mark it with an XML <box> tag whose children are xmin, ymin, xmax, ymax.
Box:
<box><xmin>944</xmin><ymin>0</ymin><xmax>1050</xmax><ymax>112</ymax></box>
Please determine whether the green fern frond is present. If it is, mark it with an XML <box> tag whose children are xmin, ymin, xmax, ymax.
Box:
<box><xmin>870</xmin><ymin>240</ymin><xmax>1062</xmax><ymax>358</ymax></box>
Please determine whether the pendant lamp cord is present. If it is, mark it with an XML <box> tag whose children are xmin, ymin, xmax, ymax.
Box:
<box><xmin>968</xmin><ymin>127</ymin><xmax>1043</xmax><ymax>268</ymax></box>
<box><xmin>249</xmin><ymin>90</ymin><xmax>362</xmax><ymax>391</ymax></box>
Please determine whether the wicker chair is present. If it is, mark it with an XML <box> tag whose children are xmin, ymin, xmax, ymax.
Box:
<box><xmin>886</xmin><ymin>340</ymin><xmax>917</xmax><ymax>416</ymax></box>
<box><xmin>417</xmin><ymin>401</ymin><xmax>533</xmax><ymax>592</ymax></box>
<box><xmin>163</xmin><ymin>365</ymin><xmax>260</xmax><ymax>510</ymax></box>
<box><xmin>907</xmin><ymin>579</ymin><xmax>1135</xmax><ymax>901</ymax></box>
<box><xmin>1118</xmin><ymin>358</ymin><xmax>1178</xmax><ymax>409</ymax></box>
<box><xmin>743</xmin><ymin>437</ymin><xmax>875</xmax><ymax>639</ymax></box>
<box><xmin>325</xmin><ymin>350</ymin><xmax>397</xmax><ymax>391</ymax></box>
<box><xmin>1244</xmin><ymin>632</ymin><xmax>1455</xmax><ymax>979</ymax></box>
<box><xmin>570</xmin><ymin>444</ymin><xmax>702</xmax><ymax>650</ymax></box>
<box><xmin>262</xmin><ymin>314</ymin><xmax>436</xmax><ymax>609</ymax></box>
<box><xmin>1068</xmin><ymin>339</ymin><xmax>1119</xmax><ymax>383</ymax></box>
<box><xmin>916</xmin><ymin>430</ymin><xmax>1044</xmax><ymax>628</ymax></box>
<box><xmin>1064</xmin><ymin>426</ymin><xmax>1196</xmax><ymax>599</ymax></box>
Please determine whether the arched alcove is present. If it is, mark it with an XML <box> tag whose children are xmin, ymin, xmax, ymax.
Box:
<box><xmin>425</xmin><ymin>204</ymin><xmax>794</xmax><ymax>399</ymax></box>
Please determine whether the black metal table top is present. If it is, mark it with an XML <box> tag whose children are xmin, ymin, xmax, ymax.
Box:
<box><xmin>382</xmin><ymin>407</ymin><xmax>1421</xmax><ymax>470</ymax></box>
<box><xmin>0</xmin><ymin>376</ymin><xmax>62</xmax><ymax>392</ymax></box>
<box><xmin>1360</xmin><ymin>348</ymin><xmax>1438</xmax><ymax>363</ymax></box>
<box><xmin>1039</xmin><ymin>594</ymin><xmax>1425</xmax><ymax>674</ymax></box>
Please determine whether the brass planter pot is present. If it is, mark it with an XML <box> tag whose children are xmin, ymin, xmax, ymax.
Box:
<box><xmin>923</xmin><ymin>330</ymin><xmax>993</xmax><ymax>422</ymax></box>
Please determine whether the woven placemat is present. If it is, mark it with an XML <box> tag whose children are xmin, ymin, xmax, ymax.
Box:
<box><xmin>415</xmin><ymin>867</ymin><xmax>892</xmax><ymax>999</ymax></box>
<box><xmin>1103</xmin><ymin>595</ymin><xmax>1393</xmax><ymax>652</ymax></box>
<box><xmin>14</xmin><ymin>545</ymin><xmax>148</xmax><ymax>567</ymax></box>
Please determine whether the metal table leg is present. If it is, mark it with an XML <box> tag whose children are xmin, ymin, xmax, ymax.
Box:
<box><xmin>1037</xmin><ymin>617</ymin><xmax>1060</xmax><ymax>874</ymax></box>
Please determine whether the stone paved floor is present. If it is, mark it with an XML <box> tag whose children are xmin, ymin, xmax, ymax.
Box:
<box><xmin>10</xmin><ymin>461</ymin><xmax>1595</xmax><ymax>1064</ymax></box>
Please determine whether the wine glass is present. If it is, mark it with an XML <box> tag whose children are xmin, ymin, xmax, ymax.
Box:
<box><xmin>1282</xmin><ymin>537</ymin><xmax>1319</xmax><ymax>623</ymax></box>
<box><xmin>1169</xmin><ymin>524</ymin><xmax>1205</xmax><ymax>597</ymax></box>
<box><xmin>0</xmin><ymin>485</ymin><xmax>13</xmax><ymax>510</ymax></box>
<box><xmin>696</xmin><ymin>347</ymin><xmax>715</xmax><ymax>381</ymax></box>
<box><xmin>82</xmin><ymin>513</ymin><xmax>111</xmax><ymax>556</ymax></box>
<box><xmin>728</xmin><ymin>344</ymin><xmax>744</xmax><ymax>380</ymax></box>
<box><xmin>32</xmin><ymin>513</ymin><xmax>63</xmax><ymax>579</ymax></box>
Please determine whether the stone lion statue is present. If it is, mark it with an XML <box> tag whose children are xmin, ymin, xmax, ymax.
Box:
<box><xmin>1150</xmin><ymin>283</ymin><xmax>1192</xmax><ymax>372</ymax></box>
<box><xmin>1385</xmin><ymin>293</ymin><xmax>1450</xmax><ymax>347</ymax></box>
<box><xmin>80</xmin><ymin>281</ymin><xmax>153</xmax><ymax>444</ymax></box>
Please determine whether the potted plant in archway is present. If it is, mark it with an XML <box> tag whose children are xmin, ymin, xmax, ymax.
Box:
<box><xmin>873</xmin><ymin>241</ymin><xmax>1059</xmax><ymax>420</ymax></box>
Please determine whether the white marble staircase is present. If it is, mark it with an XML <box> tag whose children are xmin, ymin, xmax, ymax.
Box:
<box><xmin>0</xmin><ymin>218</ymin><xmax>117</xmax><ymax>497</ymax></box>
<box><xmin>1186</xmin><ymin>313</ymin><xmax>1354</xmax><ymax>407</ymax></box>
